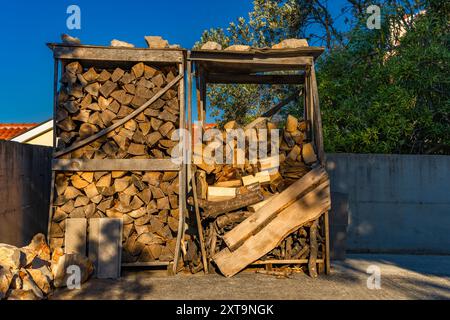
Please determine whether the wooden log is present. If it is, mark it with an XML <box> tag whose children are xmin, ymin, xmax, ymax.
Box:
<box><xmin>190</xmin><ymin>190</ymin><xmax>264</xmax><ymax>219</ymax></box>
<box><xmin>213</xmin><ymin>181</ymin><xmax>331</xmax><ymax>277</ymax></box>
<box><xmin>223</xmin><ymin>167</ymin><xmax>328</xmax><ymax>250</ymax></box>
<box><xmin>285</xmin><ymin>115</ymin><xmax>298</xmax><ymax>133</ymax></box>
<box><xmin>207</xmin><ymin>186</ymin><xmax>236</xmax><ymax>202</ymax></box>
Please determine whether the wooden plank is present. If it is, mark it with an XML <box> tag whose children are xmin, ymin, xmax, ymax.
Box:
<box><xmin>89</xmin><ymin>218</ymin><xmax>123</xmax><ymax>279</ymax></box>
<box><xmin>251</xmin><ymin>259</ymin><xmax>324</xmax><ymax>265</ymax></box>
<box><xmin>190</xmin><ymin>47</ymin><xmax>325</xmax><ymax>59</ymax></box>
<box><xmin>191</xmin><ymin>166</ymin><xmax>209</xmax><ymax>273</ymax></box>
<box><xmin>64</xmin><ymin>218</ymin><xmax>87</xmax><ymax>256</ymax></box>
<box><xmin>223</xmin><ymin>166</ymin><xmax>328</xmax><ymax>250</ymax></box>
<box><xmin>173</xmin><ymin>61</ymin><xmax>186</xmax><ymax>275</ymax></box>
<box><xmin>206</xmin><ymin>73</ymin><xmax>304</xmax><ymax>84</ymax></box>
<box><xmin>54</xmin><ymin>73</ymin><xmax>183</xmax><ymax>158</ymax></box>
<box><xmin>196</xmin><ymin>58</ymin><xmax>312</xmax><ymax>74</ymax></box>
<box><xmin>213</xmin><ymin>181</ymin><xmax>331</xmax><ymax>277</ymax></box>
<box><xmin>122</xmin><ymin>261</ymin><xmax>169</xmax><ymax>267</ymax></box>
<box><xmin>49</xmin><ymin>44</ymin><xmax>184</xmax><ymax>63</ymax></box>
<box><xmin>52</xmin><ymin>159</ymin><xmax>180</xmax><ymax>171</ymax></box>
<box><xmin>207</xmin><ymin>186</ymin><xmax>236</xmax><ymax>202</ymax></box>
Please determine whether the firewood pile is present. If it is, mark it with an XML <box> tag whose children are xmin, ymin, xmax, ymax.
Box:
<box><xmin>50</xmin><ymin>60</ymin><xmax>182</xmax><ymax>264</ymax></box>
<box><xmin>0</xmin><ymin>234</ymin><xmax>93</xmax><ymax>300</ymax></box>
<box><xmin>55</xmin><ymin>61</ymin><xmax>180</xmax><ymax>158</ymax></box>
<box><xmin>188</xmin><ymin>115</ymin><xmax>331</xmax><ymax>277</ymax></box>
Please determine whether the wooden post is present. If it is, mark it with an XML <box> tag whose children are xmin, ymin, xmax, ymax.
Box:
<box><xmin>310</xmin><ymin>64</ymin><xmax>325</xmax><ymax>165</ymax></box>
<box><xmin>47</xmin><ymin>58</ymin><xmax>59</xmax><ymax>243</ymax></box>
<box><xmin>174</xmin><ymin>61</ymin><xmax>186</xmax><ymax>274</ymax></box>
<box><xmin>324</xmin><ymin>211</ymin><xmax>331</xmax><ymax>274</ymax></box>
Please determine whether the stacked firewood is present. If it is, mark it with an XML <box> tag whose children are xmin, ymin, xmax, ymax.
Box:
<box><xmin>50</xmin><ymin>171</ymin><xmax>180</xmax><ymax>263</ymax></box>
<box><xmin>55</xmin><ymin>61</ymin><xmax>179</xmax><ymax>158</ymax></box>
<box><xmin>189</xmin><ymin>115</ymin><xmax>327</xmax><ymax>275</ymax></box>
<box><xmin>50</xmin><ymin>60</ymin><xmax>181</xmax><ymax>264</ymax></box>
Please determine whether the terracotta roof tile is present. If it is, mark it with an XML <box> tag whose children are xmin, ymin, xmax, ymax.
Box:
<box><xmin>0</xmin><ymin>123</ymin><xmax>38</xmax><ymax>140</ymax></box>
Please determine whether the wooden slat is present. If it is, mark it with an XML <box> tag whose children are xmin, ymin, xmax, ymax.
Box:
<box><xmin>223</xmin><ymin>167</ymin><xmax>328</xmax><ymax>250</ymax></box>
<box><xmin>213</xmin><ymin>181</ymin><xmax>331</xmax><ymax>277</ymax></box>
<box><xmin>52</xmin><ymin>159</ymin><xmax>180</xmax><ymax>171</ymax></box>
<box><xmin>53</xmin><ymin>73</ymin><xmax>183</xmax><ymax>158</ymax></box>
<box><xmin>192</xmin><ymin>57</ymin><xmax>313</xmax><ymax>74</ymax></box>
<box><xmin>206</xmin><ymin>73</ymin><xmax>304</xmax><ymax>84</ymax></box>
<box><xmin>48</xmin><ymin>44</ymin><xmax>184</xmax><ymax>63</ymax></box>
<box><xmin>122</xmin><ymin>262</ymin><xmax>170</xmax><ymax>267</ymax></box>
<box><xmin>251</xmin><ymin>259</ymin><xmax>324</xmax><ymax>265</ymax></box>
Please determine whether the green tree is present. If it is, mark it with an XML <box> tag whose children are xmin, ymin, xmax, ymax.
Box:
<box><xmin>318</xmin><ymin>0</ymin><xmax>450</xmax><ymax>153</ymax></box>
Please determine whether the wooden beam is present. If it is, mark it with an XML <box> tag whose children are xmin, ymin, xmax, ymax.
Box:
<box><xmin>53</xmin><ymin>73</ymin><xmax>183</xmax><ymax>158</ymax></box>
<box><xmin>251</xmin><ymin>259</ymin><xmax>324</xmax><ymax>265</ymax></box>
<box><xmin>173</xmin><ymin>61</ymin><xmax>186</xmax><ymax>275</ymax></box>
<box><xmin>213</xmin><ymin>181</ymin><xmax>331</xmax><ymax>277</ymax></box>
<box><xmin>262</xmin><ymin>91</ymin><xmax>301</xmax><ymax>118</ymax></box>
<box><xmin>223</xmin><ymin>167</ymin><xmax>328</xmax><ymax>251</ymax></box>
<box><xmin>206</xmin><ymin>73</ymin><xmax>304</xmax><ymax>84</ymax></box>
<box><xmin>52</xmin><ymin>159</ymin><xmax>180</xmax><ymax>171</ymax></box>
<box><xmin>48</xmin><ymin>44</ymin><xmax>184</xmax><ymax>63</ymax></box>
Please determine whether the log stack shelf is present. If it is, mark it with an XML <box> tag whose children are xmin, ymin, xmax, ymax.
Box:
<box><xmin>188</xmin><ymin>46</ymin><xmax>331</xmax><ymax>276</ymax></box>
<box><xmin>47</xmin><ymin>44</ymin><xmax>187</xmax><ymax>273</ymax></box>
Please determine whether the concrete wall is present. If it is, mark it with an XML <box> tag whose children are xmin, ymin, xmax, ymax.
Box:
<box><xmin>0</xmin><ymin>140</ymin><xmax>52</xmax><ymax>246</ymax></box>
<box><xmin>326</xmin><ymin>153</ymin><xmax>450</xmax><ymax>254</ymax></box>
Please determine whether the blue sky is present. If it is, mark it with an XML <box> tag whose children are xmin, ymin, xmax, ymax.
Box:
<box><xmin>0</xmin><ymin>0</ymin><xmax>349</xmax><ymax>123</ymax></box>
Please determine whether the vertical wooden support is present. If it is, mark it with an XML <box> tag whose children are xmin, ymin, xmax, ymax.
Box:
<box><xmin>310</xmin><ymin>64</ymin><xmax>325</xmax><ymax>165</ymax></box>
<box><xmin>324</xmin><ymin>211</ymin><xmax>331</xmax><ymax>274</ymax></box>
<box><xmin>187</xmin><ymin>60</ymin><xmax>193</xmax><ymax>193</ymax></box>
<box><xmin>173</xmin><ymin>61</ymin><xmax>186</xmax><ymax>274</ymax></box>
<box><xmin>47</xmin><ymin>58</ymin><xmax>59</xmax><ymax>243</ymax></box>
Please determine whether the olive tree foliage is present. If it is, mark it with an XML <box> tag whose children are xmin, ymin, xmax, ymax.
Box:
<box><xmin>194</xmin><ymin>0</ymin><xmax>307</xmax><ymax>127</ymax></box>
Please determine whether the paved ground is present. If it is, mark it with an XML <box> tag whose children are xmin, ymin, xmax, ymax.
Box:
<box><xmin>51</xmin><ymin>254</ymin><xmax>450</xmax><ymax>300</ymax></box>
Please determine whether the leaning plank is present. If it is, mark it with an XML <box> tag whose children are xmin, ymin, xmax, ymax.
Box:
<box><xmin>89</xmin><ymin>218</ymin><xmax>123</xmax><ymax>279</ymax></box>
<box><xmin>223</xmin><ymin>166</ymin><xmax>327</xmax><ymax>250</ymax></box>
<box><xmin>54</xmin><ymin>73</ymin><xmax>183</xmax><ymax>158</ymax></box>
<box><xmin>53</xmin><ymin>159</ymin><xmax>180</xmax><ymax>171</ymax></box>
<box><xmin>65</xmin><ymin>218</ymin><xmax>87</xmax><ymax>256</ymax></box>
<box><xmin>213</xmin><ymin>181</ymin><xmax>331</xmax><ymax>277</ymax></box>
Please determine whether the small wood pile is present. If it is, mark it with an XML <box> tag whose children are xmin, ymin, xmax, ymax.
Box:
<box><xmin>188</xmin><ymin>115</ymin><xmax>331</xmax><ymax>277</ymax></box>
<box><xmin>50</xmin><ymin>60</ymin><xmax>182</xmax><ymax>265</ymax></box>
<box><xmin>0</xmin><ymin>234</ymin><xmax>93</xmax><ymax>300</ymax></box>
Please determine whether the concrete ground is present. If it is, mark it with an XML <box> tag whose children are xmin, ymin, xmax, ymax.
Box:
<box><xmin>51</xmin><ymin>254</ymin><xmax>450</xmax><ymax>300</ymax></box>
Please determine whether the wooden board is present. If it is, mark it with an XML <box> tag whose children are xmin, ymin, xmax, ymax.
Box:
<box><xmin>206</xmin><ymin>73</ymin><xmax>304</xmax><ymax>84</ymax></box>
<box><xmin>89</xmin><ymin>218</ymin><xmax>123</xmax><ymax>279</ymax></box>
<box><xmin>48</xmin><ymin>43</ymin><xmax>184</xmax><ymax>63</ymax></box>
<box><xmin>52</xmin><ymin>159</ymin><xmax>180</xmax><ymax>172</ymax></box>
<box><xmin>223</xmin><ymin>166</ymin><xmax>328</xmax><ymax>250</ymax></box>
<box><xmin>64</xmin><ymin>218</ymin><xmax>87</xmax><ymax>256</ymax></box>
<box><xmin>213</xmin><ymin>181</ymin><xmax>331</xmax><ymax>277</ymax></box>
